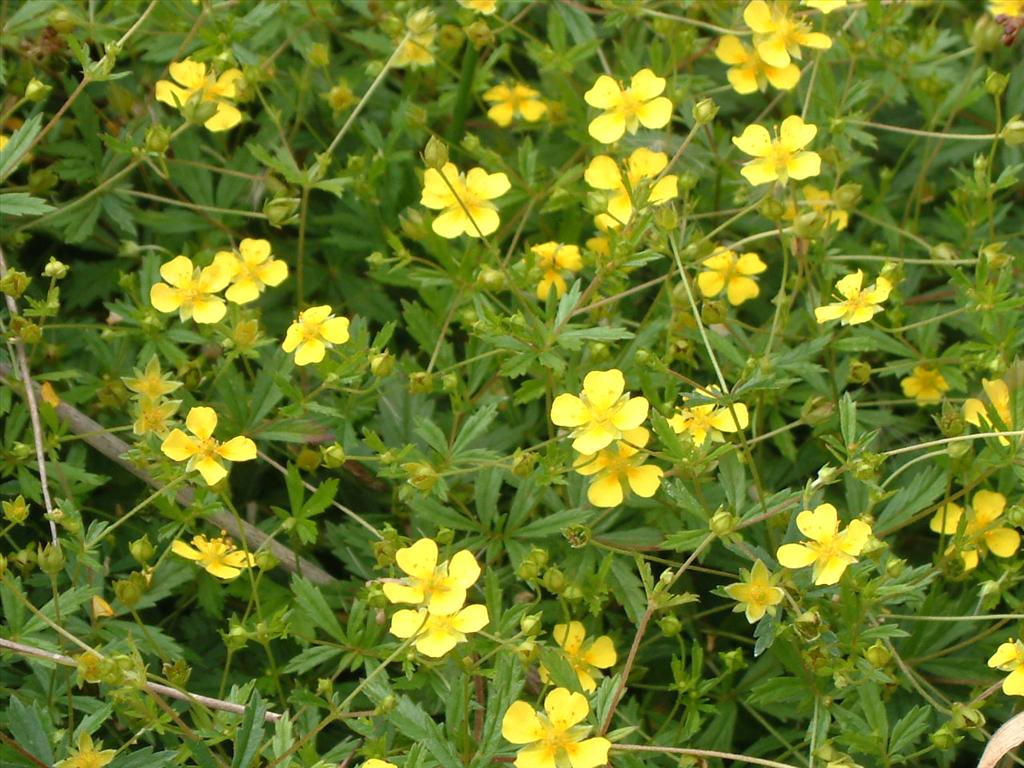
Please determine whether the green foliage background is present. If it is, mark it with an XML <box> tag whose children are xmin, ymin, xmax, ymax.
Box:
<box><xmin>1</xmin><ymin>1</ymin><xmax>1023</xmax><ymax>767</ymax></box>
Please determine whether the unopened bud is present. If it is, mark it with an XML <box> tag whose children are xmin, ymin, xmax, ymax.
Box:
<box><xmin>129</xmin><ymin>534</ymin><xmax>154</xmax><ymax>564</ymax></box>
<box><xmin>42</xmin><ymin>257</ymin><xmax>68</xmax><ymax>279</ymax></box>
<box><xmin>972</xmin><ymin>15</ymin><xmax>1005</xmax><ymax>53</ymax></box>
<box><xmin>985</xmin><ymin>70</ymin><xmax>1008</xmax><ymax>97</ymax></box>
<box><xmin>542</xmin><ymin>567</ymin><xmax>566</xmax><ymax>594</ymax></box>
<box><xmin>519</xmin><ymin>613</ymin><xmax>542</xmax><ymax>636</ymax></box>
<box><xmin>658</xmin><ymin>613</ymin><xmax>682</xmax><ymax>637</ymax></box>
<box><xmin>308</xmin><ymin>43</ymin><xmax>330</xmax><ymax>68</ymax></box>
<box><xmin>477</xmin><ymin>266</ymin><xmax>505</xmax><ymax>291</ymax></box>
<box><xmin>0</xmin><ymin>269</ymin><xmax>31</xmax><ymax>298</ymax></box>
<box><xmin>25</xmin><ymin>78</ymin><xmax>51</xmax><ymax>102</ymax></box>
<box><xmin>322</xmin><ymin>443</ymin><xmax>346</xmax><ymax>468</ymax></box>
<box><xmin>759</xmin><ymin>196</ymin><xmax>785</xmax><ymax>221</ymax></box>
<box><xmin>865</xmin><ymin>640</ymin><xmax>891</xmax><ymax>668</ymax></box>
<box><xmin>263</xmin><ymin>196</ymin><xmax>300</xmax><ymax>227</ymax></box>
<box><xmin>692</xmin><ymin>97</ymin><xmax>717</xmax><ymax>125</ymax></box>
<box><xmin>37</xmin><ymin>542</ymin><xmax>65</xmax><ymax>575</ymax></box>
<box><xmin>511</xmin><ymin>449</ymin><xmax>536</xmax><ymax>478</ymax></box>
<box><xmin>402</xmin><ymin>462</ymin><xmax>438</xmax><ymax>492</ymax></box>
<box><xmin>3</xmin><ymin>495</ymin><xmax>30</xmax><ymax>525</ymax></box>
<box><xmin>849</xmin><ymin>359</ymin><xmax>871</xmax><ymax>384</ymax></box>
<box><xmin>370</xmin><ymin>351</ymin><xmax>395</xmax><ymax>377</ymax></box>
<box><xmin>465</xmin><ymin>20</ymin><xmax>494</xmax><ymax>48</ymax></box>
<box><xmin>408</xmin><ymin>371</ymin><xmax>434</xmax><ymax>394</ymax></box>
<box><xmin>423</xmin><ymin>136</ymin><xmax>449</xmax><ymax>170</ymax></box>
<box><xmin>145</xmin><ymin>124</ymin><xmax>172</xmax><ymax>154</ymax></box>
<box><xmin>833</xmin><ymin>183</ymin><xmax>861</xmax><ymax>210</ymax></box>
<box><xmin>1002</xmin><ymin>116</ymin><xmax>1024</xmax><ymax>146</ymax></box>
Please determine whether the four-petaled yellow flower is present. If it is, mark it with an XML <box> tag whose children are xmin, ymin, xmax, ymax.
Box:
<box><xmin>697</xmin><ymin>247</ymin><xmax>767</xmax><ymax>306</ymax></box>
<box><xmin>988</xmin><ymin>639</ymin><xmax>1024</xmax><ymax>696</ymax></box>
<box><xmin>55</xmin><ymin>732</ymin><xmax>116</xmax><ymax>768</ymax></box>
<box><xmin>122</xmin><ymin>355</ymin><xmax>182</xmax><ymax>400</ymax></box>
<box><xmin>530</xmin><ymin>242</ymin><xmax>583</xmax><ymax>299</ymax></box>
<box><xmin>814</xmin><ymin>270</ymin><xmax>892</xmax><ymax>326</ymax></box>
<box><xmin>282</xmin><ymin>305</ymin><xmax>351</xmax><ymax>366</ymax></box>
<box><xmin>550</xmin><ymin>368</ymin><xmax>650</xmax><ymax>455</ymax></box>
<box><xmin>900</xmin><ymin>365</ymin><xmax>949</xmax><ymax>406</ymax></box>
<box><xmin>583</xmin><ymin>68</ymin><xmax>673</xmax><ymax>144</ymax></box>
<box><xmin>150</xmin><ymin>254</ymin><xmax>235</xmax><ymax>324</ymax></box>
<box><xmin>804</xmin><ymin>0</ymin><xmax>848</xmax><ymax>12</ymax></box>
<box><xmin>743</xmin><ymin>0</ymin><xmax>832</xmax><ymax>68</ymax></box>
<box><xmin>501</xmin><ymin>688</ymin><xmax>611</xmax><ymax>768</ymax></box>
<box><xmin>219</xmin><ymin>238</ymin><xmax>288</xmax><ymax>304</ymax></box>
<box><xmin>382</xmin><ymin>537</ymin><xmax>481</xmax><ymax>615</ymax></box>
<box><xmin>421</xmin><ymin>162</ymin><xmax>511</xmax><ymax>238</ymax></box>
<box><xmin>393</xmin><ymin>9</ymin><xmax>437</xmax><ymax>69</ymax></box>
<box><xmin>484</xmin><ymin>83</ymin><xmax>547</xmax><ymax>127</ymax></box>
<box><xmin>540</xmin><ymin>621</ymin><xmax>617</xmax><ymax>692</ymax></box>
<box><xmin>389</xmin><ymin>603</ymin><xmax>489</xmax><ymax>657</ymax></box>
<box><xmin>732</xmin><ymin>115</ymin><xmax>821</xmax><ymax>186</ymax></box>
<box><xmin>929</xmin><ymin>490</ymin><xmax>1020</xmax><ymax>571</ymax></box>
<box><xmin>669</xmin><ymin>386</ymin><xmax>749</xmax><ymax>446</ymax></box>
<box><xmin>776</xmin><ymin>503</ymin><xmax>872</xmax><ymax>585</ymax></box>
<box><xmin>160</xmin><ymin>406</ymin><xmax>257</xmax><ymax>485</ymax></box>
<box><xmin>574</xmin><ymin>427</ymin><xmax>663</xmax><ymax>508</ymax></box>
<box><xmin>171</xmin><ymin>533</ymin><xmax>256</xmax><ymax>580</ymax></box>
<box><xmin>964</xmin><ymin>378</ymin><xmax>1015</xmax><ymax>446</ymax></box>
<box><xmin>715</xmin><ymin>35</ymin><xmax>800</xmax><ymax>94</ymax></box>
<box><xmin>784</xmin><ymin>185</ymin><xmax>849</xmax><ymax>231</ymax></box>
<box><xmin>724</xmin><ymin>559</ymin><xmax>785</xmax><ymax>623</ymax></box>
<box><xmin>155</xmin><ymin>58</ymin><xmax>243</xmax><ymax>132</ymax></box>
<box><xmin>584</xmin><ymin>148</ymin><xmax>678</xmax><ymax>229</ymax></box>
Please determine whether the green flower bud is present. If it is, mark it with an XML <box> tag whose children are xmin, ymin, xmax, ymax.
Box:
<box><xmin>465</xmin><ymin>20</ymin><xmax>494</xmax><ymax>49</ymax></box>
<box><xmin>692</xmin><ymin>97</ymin><xmax>718</xmax><ymax>125</ymax></box>
<box><xmin>438</xmin><ymin>24</ymin><xmax>465</xmax><ymax>51</ymax></box>
<box><xmin>985</xmin><ymin>70</ymin><xmax>1009</xmax><ymax>97</ymax></box>
<box><xmin>402</xmin><ymin>462</ymin><xmax>439</xmax><ymax>492</ymax></box>
<box><xmin>980</xmin><ymin>241</ymin><xmax>1010</xmax><ymax>268</ymax></box>
<box><xmin>129</xmin><ymin>534</ymin><xmax>154</xmax><ymax>565</ymax></box>
<box><xmin>833</xmin><ymin>183</ymin><xmax>862</xmax><ymax>210</ymax></box>
<box><xmin>3</xmin><ymin>495</ymin><xmax>30</xmax><ymax>525</ymax></box>
<box><xmin>41</xmin><ymin>256</ymin><xmax>68</xmax><ymax>279</ymax></box>
<box><xmin>477</xmin><ymin>266</ymin><xmax>505</xmax><ymax>291</ymax></box>
<box><xmin>296</xmin><ymin>447</ymin><xmax>322</xmax><ymax>472</ymax></box>
<box><xmin>48</xmin><ymin>8</ymin><xmax>76</xmax><ymax>34</ymax></box>
<box><xmin>145</xmin><ymin>124</ymin><xmax>172</xmax><ymax>155</ymax></box>
<box><xmin>37</xmin><ymin>542</ymin><xmax>65</xmax><ymax>576</ymax></box>
<box><xmin>423</xmin><ymin>136</ymin><xmax>449</xmax><ymax>170</ymax></box>
<box><xmin>162</xmin><ymin>659</ymin><xmax>191</xmax><ymax>688</ymax></box>
<box><xmin>263</xmin><ymin>196</ymin><xmax>300</xmax><ymax>227</ymax></box>
<box><xmin>29</xmin><ymin>168</ymin><xmax>59</xmax><ymax>196</ymax></box>
<box><xmin>562</xmin><ymin>584</ymin><xmax>584</xmax><ymax>602</ymax></box>
<box><xmin>930</xmin><ymin>724</ymin><xmax>959</xmax><ymax>750</ymax></box>
<box><xmin>0</xmin><ymin>269</ymin><xmax>31</xmax><ymax>298</ymax></box>
<box><xmin>511</xmin><ymin>449</ymin><xmax>536</xmax><ymax>478</ymax></box>
<box><xmin>516</xmin><ymin>559</ymin><xmax>540</xmax><ymax>581</ymax></box>
<box><xmin>370</xmin><ymin>351</ymin><xmax>395</xmax><ymax>377</ymax></box>
<box><xmin>308</xmin><ymin>43</ymin><xmax>330</xmax><ymax>68</ymax></box>
<box><xmin>701</xmin><ymin>299</ymin><xmax>727</xmax><ymax>325</ymax></box>
<box><xmin>520</xmin><ymin>613</ymin><xmax>542</xmax><ymax>636</ymax></box>
<box><xmin>114</xmin><ymin>571</ymin><xmax>148</xmax><ymax>608</ymax></box>
<box><xmin>709</xmin><ymin>510</ymin><xmax>737</xmax><ymax>537</ymax></box>
<box><xmin>322</xmin><ymin>443</ymin><xmax>346</xmax><ymax>468</ymax></box>
<box><xmin>25</xmin><ymin>78</ymin><xmax>51</xmax><ymax>102</ymax></box>
<box><xmin>528</xmin><ymin>546</ymin><xmax>549</xmax><ymax>569</ymax></box>
<box><xmin>442</xmin><ymin>373</ymin><xmax>459</xmax><ymax>393</ymax></box>
<box><xmin>254</xmin><ymin>549</ymin><xmax>277</xmax><ymax>571</ymax></box>
<box><xmin>408</xmin><ymin>371</ymin><xmax>434</xmax><ymax>394</ymax></box>
<box><xmin>654</xmin><ymin>203</ymin><xmax>678</xmax><ymax>231</ymax></box>
<box><xmin>794</xmin><ymin>609</ymin><xmax>822</xmax><ymax>642</ymax></box>
<box><xmin>864</xmin><ymin>640</ymin><xmax>891</xmax><ymax>668</ymax></box>
<box><xmin>793</xmin><ymin>211</ymin><xmax>825</xmax><ymax>238</ymax></box>
<box><xmin>542</xmin><ymin>567</ymin><xmax>565</xmax><ymax>594</ymax></box>
<box><xmin>376</xmin><ymin>693</ymin><xmax>397</xmax><ymax>715</ymax></box>
<box><xmin>658</xmin><ymin>613</ymin><xmax>682</xmax><ymax>637</ymax></box>
<box><xmin>678</xmin><ymin>171</ymin><xmax>700</xmax><ymax>192</ymax></box>
<box><xmin>759</xmin><ymin>195</ymin><xmax>786</xmax><ymax>221</ymax></box>
<box><xmin>562</xmin><ymin>523</ymin><xmax>590</xmax><ymax>548</ymax></box>
<box><xmin>1002</xmin><ymin>116</ymin><xmax>1024</xmax><ymax>146</ymax></box>
<box><xmin>435</xmin><ymin>527</ymin><xmax>454</xmax><ymax>545</ymax></box>
<box><xmin>972</xmin><ymin>15</ymin><xmax>1005</xmax><ymax>53</ymax></box>
<box><xmin>849</xmin><ymin>359</ymin><xmax>871</xmax><ymax>384</ymax></box>
<box><xmin>0</xmin><ymin>553</ymin><xmax>6</xmax><ymax>578</ymax></box>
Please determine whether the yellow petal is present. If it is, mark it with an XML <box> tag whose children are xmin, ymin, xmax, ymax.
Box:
<box><xmin>226</xmin><ymin>280</ymin><xmax>261</xmax><ymax>305</ymax></box>
<box><xmin>550</xmin><ymin>394</ymin><xmax>589</xmax><ymax>427</ymax></box>
<box><xmin>627</xmin><ymin>147</ymin><xmax>668</xmax><ymax>180</ymax></box>
<box><xmin>389</xmin><ymin>608</ymin><xmax>427</xmax><ymax>639</ymax></box>
<box><xmin>463</xmin><ymin>205</ymin><xmax>500</xmax><ymax>237</ymax></box>
<box><xmin>582</xmin><ymin>369</ymin><xmax>625</xmax><ymax>410</ymax></box>
<box><xmin>726</xmin><ymin>276</ymin><xmax>760</xmax><ymax>305</ymax></box>
<box><xmin>813</xmin><ymin>554</ymin><xmax>852</xmax><ymax>585</ymax></box>
<box><xmin>972</xmin><ymin>490</ymin><xmax>1006</xmax><ymax>524</ymax></box>
<box><xmin>239</xmin><ymin>238</ymin><xmax>271</xmax><ymax>263</ymax></box>
<box><xmin>514</xmin><ymin>746</ymin><xmax>556</xmax><ymax>768</ymax></box>
<box><xmin>584</xmin><ymin>156</ymin><xmax>623</xmax><ymax>190</ymax></box>
<box><xmin>452</xmin><ymin>603</ymin><xmax>489</xmax><ymax>632</ymax></box>
<box><xmin>727</xmin><ymin>65</ymin><xmax>761</xmax><ymax>94</ymax></box>
<box><xmin>564</xmin><ymin>738</ymin><xmax>610</xmax><ymax>768</ymax></box>
<box><xmin>786</xmin><ymin>151</ymin><xmax>821</xmax><ymax>181</ymax></box>
<box><xmin>421</xmin><ymin>166</ymin><xmax>457</xmax><ymax>208</ymax></box>
<box><xmin>155</xmin><ymin>80</ymin><xmax>194</xmax><ymax>108</ymax></box>
<box><xmin>583</xmin><ymin>75</ymin><xmax>623</xmax><ymax>109</ymax></box>
<box><xmin>466</xmin><ymin>168</ymin><xmax>511</xmax><ymax>200</ymax></box>
<box><xmin>755</xmin><ymin>35</ymin><xmax>791</xmax><ymax>68</ymax></box>
<box><xmin>193</xmin><ymin>455</ymin><xmax>228</xmax><ymax>486</ymax></box>
<box><xmin>779</xmin><ymin>116</ymin><xmax>817</xmax><ymax>152</ymax></box>
<box><xmin>588</xmin><ymin>113</ymin><xmax>626</xmax><ymax>144</ymax></box>
<box><xmin>502</xmin><ymin>701</ymin><xmax>545</xmax><ymax>744</ymax></box>
<box><xmin>217</xmin><ymin>436</ymin><xmax>257</xmax><ymax>462</ymax></box>
<box><xmin>415</xmin><ymin>627</ymin><xmax>461</xmax><ymax>658</ymax></box>
<box><xmin>428</xmin><ymin>585</ymin><xmax>468</xmax><ymax>615</ymax></box>
<box><xmin>432</xmin><ymin>208</ymin><xmax>470</xmax><ymax>238</ymax></box>
<box><xmin>447</xmin><ymin>549</ymin><xmax>481</xmax><ymax>587</ymax></box>
<box><xmin>171</xmin><ymin>539</ymin><xmax>202</xmax><ymax>561</ymax></box>
<box><xmin>544</xmin><ymin>687</ymin><xmax>588</xmax><ymax>730</ymax></box>
<box><xmin>294</xmin><ymin>339</ymin><xmax>327</xmax><ymax>366</ymax></box>
<box><xmin>213</xmin><ymin>69</ymin><xmax>243</xmax><ymax>98</ymax></box>
<box><xmin>554</xmin><ymin>621</ymin><xmax>586</xmax><ymax>654</ymax></box>
<box><xmin>487</xmin><ymin>102</ymin><xmax>515</xmax><ymax>127</ymax></box>
<box><xmin>839</xmin><ymin>519</ymin><xmax>872</xmax><ymax>556</ymax></box>
<box><xmin>814</xmin><ymin>302</ymin><xmax>847</xmax><ymax>323</ymax></box>
<box><xmin>740</xmin><ymin>158</ymin><xmax>779</xmax><ymax>186</ymax></box>
<box><xmin>797</xmin><ymin>504</ymin><xmax>839</xmax><ymax>541</ymax></box>
<box><xmin>649</xmin><ymin>175</ymin><xmax>678</xmax><ymax>205</ymax></box>
<box><xmin>169</xmin><ymin>59</ymin><xmax>207</xmax><ymax>89</ymax></box>
<box><xmin>583</xmin><ymin>635</ymin><xmax>616</xmax><ymax>668</ymax></box>
<box><xmin>320</xmin><ymin>316</ymin><xmax>350</xmax><ymax>344</ymax></box>
<box><xmin>835</xmin><ymin>270</ymin><xmax>864</xmax><ymax>299</ymax></box>
<box><xmin>397</xmin><ymin>538</ymin><xmax>439</xmax><ymax>580</ymax></box>
<box><xmin>1004</xmin><ymin>666</ymin><xmax>1024</xmax><ymax>696</ymax></box>
<box><xmin>281</xmin><ymin>323</ymin><xmax>304</xmax><ymax>353</ymax></box>
<box><xmin>205</xmin><ymin>561</ymin><xmax>243</xmax><ymax>579</ymax></box>
<box><xmin>736</xmin><ymin>252</ymin><xmax>767</xmax><ymax>275</ymax></box>
<box><xmin>382</xmin><ymin>583</ymin><xmax>425</xmax><ymax>605</ymax></box>
<box><xmin>610</xmin><ymin>396</ymin><xmax>649</xmax><ymax>431</ymax></box>
<box><xmin>636</xmin><ymin>97</ymin><xmax>673</xmax><ymax>130</ymax></box>
<box><xmin>161</xmin><ymin>429</ymin><xmax>199</xmax><ymax>461</ymax></box>
<box><xmin>626</xmin><ymin>464</ymin><xmax>663</xmax><ymax>497</ymax></box>
<box><xmin>986</xmin><ymin>527</ymin><xmax>1021</xmax><ymax>558</ymax></box>
<box><xmin>629</xmin><ymin>68</ymin><xmax>666</xmax><ymax>100</ymax></box>
<box><xmin>257</xmin><ymin>258</ymin><xmax>289</xmax><ymax>287</ymax></box>
<box><xmin>588</xmin><ymin>473</ymin><xmax>624</xmax><ymax>508</ymax></box>
<box><xmin>572</xmin><ymin>424</ymin><xmax>616</xmax><ymax>455</ymax></box>
<box><xmin>715</xmin><ymin>35</ymin><xmax>751</xmax><ymax>65</ymax></box>
<box><xmin>797</xmin><ymin>31</ymin><xmax>833</xmax><ymax>50</ymax></box>
<box><xmin>929</xmin><ymin>502</ymin><xmax>963</xmax><ymax>534</ymax></box>
<box><xmin>988</xmin><ymin>641</ymin><xmax>1020</xmax><ymax>669</ymax></box>
<box><xmin>776</xmin><ymin>542</ymin><xmax>819</xmax><ymax>569</ymax></box>
<box><xmin>160</xmin><ymin>255</ymin><xmax>195</xmax><ymax>287</ymax></box>
<box><xmin>765</xmin><ymin>64</ymin><xmax>801</xmax><ymax>90</ymax></box>
<box><xmin>150</xmin><ymin>283</ymin><xmax>183</xmax><ymax>313</ymax></box>
<box><xmin>518</xmin><ymin>98</ymin><xmax>547</xmax><ymax>122</ymax></box>
<box><xmin>742</xmin><ymin>0</ymin><xmax>774</xmax><ymax>33</ymax></box>
<box><xmin>204</xmin><ymin>102</ymin><xmax>242</xmax><ymax>132</ymax></box>
<box><xmin>697</xmin><ymin>270</ymin><xmax>726</xmax><ymax>298</ymax></box>
<box><xmin>191</xmin><ymin>296</ymin><xmax>227</xmax><ymax>324</ymax></box>
<box><xmin>186</xmin><ymin>406</ymin><xmax>218</xmax><ymax>440</ymax></box>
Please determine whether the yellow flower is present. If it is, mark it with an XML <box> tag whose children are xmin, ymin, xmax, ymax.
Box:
<box><xmin>743</xmin><ymin>0</ymin><xmax>832</xmax><ymax>69</ymax></box>
<box><xmin>459</xmin><ymin>0</ymin><xmax>498</xmax><ymax>12</ymax></box>
<box><xmin>421</xmin><ymin>161</ymin><xmax>511</xmax><ymax>238</ymax></box>
<box><xmin>149</xmin><ymin>254</ymin><xmax>235</xmax><ymax>324</ymax></box>
<box><xmin>783</xmin><ymin>185</ymin><xmax>849</xmax><ymax>231</ymax></box>
<box><xmin>122</xmin><ymin>355</ymin><xmax>181</xmax><ymax>400</ymax></box>
<box><xmin>0</xmin><ymin>134</ymin><xmax>7</xmax><ymax>151</ymax></box>
<box><xmin>732</xmin><ymin>115</ymin><xmax>821</xmax><ymax>186</ymax></box>
<box><xmin>155</xmin><ymin>58</ymin><xmax>243</xmax><ymax>132</ymax></box>
<box><xmin>724</xmin><ymin>559</ymin><xmax>785</xmax><ymax>623</ymax></box>
<box><xmin>583</xmin><ymin>68</ymin><xmax>673</xmax><ymax>144</ymax></box>
<box><xmin>55</xmin><ymin>732</ymin><xmax>116</xmax><ymax>768</ymax></box>
<box><xmin>382</xmin><ymin>537</ymin><xmax>481</xmax><ymax>615</ymax></box>
<box><xmin>669</xmin><ymin>386</ymin><xmax>749</xmax><ymax>446</ymax></box>
<box><xmin>715</xmin><ymin>35</ymin><xmax>800</xmax><ymax>94</ymax></box>
<box><xmin>362</xmin><ymin>761</ymin><xmax>398</xmax><ymax>768</ymax></box>
<box><xmin>574</xmin><ymin>427</ymin><xmax>663</xmax><ymax>508</ymax></box>
<box><xmin>776</xmin><ymin>503</ymin><xmax>872</xmax><ymax>585</ymax></box>
<box><xmin>160</xmin><ymin>406</ymin><xmax>257</xmax><ymax>485</ymax></box>
<box><xmin>281</xmin><ymin>305</ymin><xmax>351</xmax><ymax>366</ymax></box>
<box><xmin>539</xmin><ymin>621</ymin><xmax>617</xmax><ymax>692</ymax></box>
<box><xmin>483</xmin><ymin>82</ymin><xmax>547</xmax><ymax>127</ymax></box>
<box><xmin>220</xmin><ymin>238</ymin><xmax>288</xmax><ymax>304</ymax></box>
<box><xmin>990</xmin><ymin>0</ymin><xmax>1024</xmax><ymax>15</ymax></box>
<box><xmin>584</xmin><ymin>148</ymin><xmax>678</xmax><ymax>229</ymax></box>
<box><xmin>988</xmin><ymin>639</ymin><xmax>1024</xmax><ymax>696</ymax></box>
<box><xmin>803</xmin><ymin>0</ymin><xmax>847</xmax><ymax>12</ymax></box>
<box><xmin>550</xmin><ymin>368</ymin><xmax>650</xmax><ymax>455</ymax></box>
<box><xmin>325</xmin><ymin>81</ymin><xmax>355</xmax><ymax>112</ymax></box>
<box><xmin>900</xmin><ymin>365</ymin><xmax>949</xmax><ymax>406</ymax></box>
<box><xmin>530</xmin><ymin>242</ymin><xmax>582</xmax><ymax>299</ymax></box>
<box><xmin>501</xmin><ymin>688</ymin><xmax>610</xmax><ymax>768</ymax></box>
<box><xmin>697</xmin><ymin>247</ymin><xmax>767</xmax><ymax>306</ymax></box>
<box><xmin>389</xmin><ymin>603</ymin><xmax>489</xmax><ymax>657</ymax></box>
<box><xmin>171</xmin><ymin>533</ymin><xmax>256</xmax><ymax>580</ymax></box>
<box><xmin>929</xmin><ymin>490</ymin><xmax>1020</xmax><ymax>571</ymax></box>
<box><xmin>964</xmin><ymin>378</ymin><xmax>1015</xmax><ymax>446</ymax></box>
<box><xmin>393</xmin><ymin>9</ymin><xmax>436</xmax><ymax>69</ymax></box>
<box><xmin>814</xmin><ymin>270</ymin><xmax>891</xmax><ymax>326</ymax></box>
<box><xmin>132</xmin><ymin>397</ymin><xmax>180</xmax><ymax>436</ymax></box>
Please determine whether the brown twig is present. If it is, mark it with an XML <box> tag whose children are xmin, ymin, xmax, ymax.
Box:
<box><xmin>0</xmin><ymin>637</ymin><xmax>283</xmax><ymax>722</ymax></box>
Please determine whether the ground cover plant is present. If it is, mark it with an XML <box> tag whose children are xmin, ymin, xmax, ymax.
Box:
<box><xmin>1</xmin><ymin>0</ymin><xmax>1024</xmax><ymax>766</ymax></box>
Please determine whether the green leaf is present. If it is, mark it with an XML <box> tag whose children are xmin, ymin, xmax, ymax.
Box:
<box><xmin>0</xmin><ymin>113</ymin><xmax>42</xmax><ymax>181</ymax></box>
<box><xmin>472</xmin><ymin>653</ymin><xmax>525</xmax><ymax>767</ymax></box>
<box><xmin>0</xmin><ymin>192</ymin><xmax>54</xmax><ymax>216</ymax></box>
<box><xmin>452</xmin><ymin>403</ymin><xmax>498</xmax><ymax>456</ymax></box>
<box><xmin>7</xmin><ymin>696</ymin><xmax>53</xmax><ymax>766</ymax></box>
<box><xmin>291</xmin><ymin>575</ymin><xmax>346</xmax><ymax>642</ymax></box>
<box><xmin>230</xmin><ymin>690</ymin><xmax>266</xmax><ymax>768</ymax></box>
<box><xmin>389</xmin><ymin>697</ymin><xmax>463</xmax><ymax>767</ymax></box>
